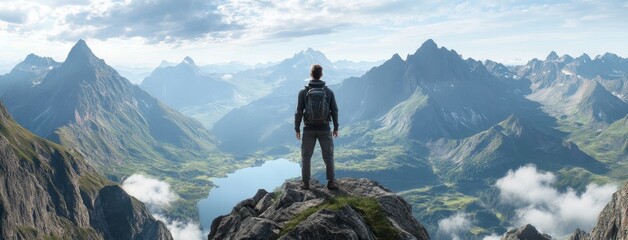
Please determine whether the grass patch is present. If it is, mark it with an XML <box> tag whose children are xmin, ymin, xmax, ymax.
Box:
<box><xmin>279</xmin><ymin>196</ymin><xmax>399</xmax><ymax>239</ymax></box>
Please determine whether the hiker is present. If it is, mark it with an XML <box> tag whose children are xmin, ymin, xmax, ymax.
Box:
<box><xmin>294</xmin><ymin>64</ymin><xmax>339</xmax><ymax>190</ymax></box>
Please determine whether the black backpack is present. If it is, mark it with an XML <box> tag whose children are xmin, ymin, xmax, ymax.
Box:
<box><xmin>304</xmin><ymin>86</ymin><xmax>330</xmax><ymax>125</ymax></box>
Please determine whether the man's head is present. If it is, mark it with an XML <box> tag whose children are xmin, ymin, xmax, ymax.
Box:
<box><xmin>310</xmin><ymin>64</ymin><xmax>323</xmax><ymax>80</ymax></box>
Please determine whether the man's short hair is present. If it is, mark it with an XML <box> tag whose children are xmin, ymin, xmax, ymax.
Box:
<box><xmin>310</xmin><ymin>64</ymin><xmax>323</xmax><ymax>80</ymax></box>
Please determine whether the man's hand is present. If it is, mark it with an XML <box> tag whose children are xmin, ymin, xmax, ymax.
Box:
<box><xmin>296</xmin><ymin>132</ymin><xmax>301</xmax><ymax>140</ymax></box>
<box><xmin>333</xmin><ymin>130</ymin><xmax>338</xmax><ymax>138</ymax></box>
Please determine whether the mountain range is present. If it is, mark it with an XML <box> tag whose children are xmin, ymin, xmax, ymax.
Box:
<box><xmin>141</xmin><ymin>56</ymin><xmax>238</xmax><ymax>110</ymax></box>
<box><xmin>206</xmin><ymin>39</ymin><xmax>626</xmax><ymax>238</ymax></box>
<box><xmin>0</xmin><ymin>102</ymin><xmax>172</xmax><ymax>239</ymax></box>
<box><xmin>0</xmin><ymin>40</ymin><xmax>235</xmax><ymax>208</ymax></box>
<box><xmin>0</xmin><ymin>38</ymin><xmax>626</xmax><ymax>239</ymax></box>
<box><xmin>139</xmin><ymin>48</ymin><xmax>381</xmax><ymax>130</ymax></box>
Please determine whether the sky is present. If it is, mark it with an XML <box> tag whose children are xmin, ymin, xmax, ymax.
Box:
<box><xmin>0</xmin><ymin>0</ymin><xmax>627</xmax><ymax>70</ymax></box>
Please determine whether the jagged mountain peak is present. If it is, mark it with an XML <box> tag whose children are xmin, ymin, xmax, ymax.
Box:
<box><xmin>65</xmin><ymin>39</ymin><xmax>98</xmax><ymax>64</ymax></box>
<box><xmin>599</xmin><ymin>52</ymin><xmax>621</xmax><ymax>61</ymax></box>
<box><xmin>405</xmin><ymin>39</ymin><xmax>475</xmax><ymax>82</ymax></box>
<box><xmin>419</xmin><ymin>39</ymin><xmax>438</xmax><ymax>50</ymax></box>
<box><xmin>575</xmin><ymin>80</ymin><xmax>628</xmax><ymax>123</ymax></box>
<box><xmin>414</xmin><ymin>39</ymin><xmax>448</xmax><ymax>57</ymax></box>
<box><xmin>576</xmin><ymin>53</ymin><xmax>592</xmax><ymax>63</ymax></box>
<box><xmin>582</xmin><ymin>80</ymin><xmax>609</xmax><ymax>97</ymax></box>
<box><xmin>11</xmin><ymin>53</ymin><xmax>58</xmax><ymax>73</ymax></box>
<box><xmin>411</xmin><ymin>39</ymin><xmax>462</xmax><ymax>63</ymax></box>
<box><xmin>390</xmin><ymin>53</ymin><xmax>404</xmax><ymax>63</ymax></box>
<box><xmin>295</xmin><ymin>47</ymin><xmax>328</xmax><ymax>60</ymax></box>
<box><xmin>498</xmin><ymin>114</ymin><xmax>528</xmax><ymax>136</ymax></box>
<box><xmin>158</xmin><ymin>60</ymin><xmax>177</xmax><ymax>68</ymax></box>
<box><xmin>183</xmin><ymin>56</ymin><xmax>196</xmax><ymax>65</ymax></box>
<box><xmin>503</xmin><ymin>224</ymin><xmax>552</xmax><ymax>240</ymax></box>
<box><xmin>24</xmin><ymin>53</ymin><xmax>46</xmax><ymax>62</ymax></box>
<box><xmin>546</xmin><ymin>51</ymin><xmax>560</xmax><ymax>61</ymax></box>
<box><xmin>561</xmin><ymin>54</ymin><xmax>574</xmax><ymax>62</ymax></box>
<box><xmin>277</xmin><ymin>48</ymin><xmax>333</xmax><ymax>69</ymax></box>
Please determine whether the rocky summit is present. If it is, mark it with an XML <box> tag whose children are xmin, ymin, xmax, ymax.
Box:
<box><xmin>208</xmin><ymin>178</ymin><xmax>430</xmax><ymax>240</ymax></box>
<box><xmin>501</xmin><ymin>224</ymin><xmax>552</xmax><ymax>240</ymax></box>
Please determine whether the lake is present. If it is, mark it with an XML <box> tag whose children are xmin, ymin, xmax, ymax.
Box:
<box><xmin>197</xmin><ymin>158</ymin><xmax>300</xmax><ymax>233</ymax></box>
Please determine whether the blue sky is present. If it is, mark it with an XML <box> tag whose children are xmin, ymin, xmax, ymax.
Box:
<box><xmin>0</xmin><ymin>0</ymin><xmax>626</xmax><ymax>69</ymax></box>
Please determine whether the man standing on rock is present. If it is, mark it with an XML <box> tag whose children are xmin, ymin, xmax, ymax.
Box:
<box><xmin>295</xmin><ymin>64</ymin><xmax>339</xmax><ymax>190</ymax></box>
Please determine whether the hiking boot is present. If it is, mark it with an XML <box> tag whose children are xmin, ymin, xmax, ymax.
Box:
<box><xmin>301</xmin><ymin>182</ymin><xmax>310</xmax><ymax>190</ymax></box>
<box><xmin>327</xmin><ymin>180</ymin><xmax>339</xmax><ymax>190</ymax></box>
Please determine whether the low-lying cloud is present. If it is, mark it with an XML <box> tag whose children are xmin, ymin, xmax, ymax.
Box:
<box><xmin>495</xmin><ymin>165</ymin><xmax>617</xmax><ymax>238</ymax></box>
<box><xmin>123</xmin><ymin>174</ymin><xmax>203</xmax><ymax>240</ymax></box>
<box><xmin>437</xmin><ymin>212</ymin><xmax>473</xmax><ymax>240</ymax></box>
<box><xmin>121</xmin><ymin>174</ymin><xmax>177</xmax><ymax>211</ymax></box>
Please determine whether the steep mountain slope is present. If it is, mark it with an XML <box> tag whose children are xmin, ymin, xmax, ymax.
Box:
<box><xmin>140</xmin><ymin>56</ymin><xmax>237</xmax><ymax>109</ymax></box>
<box><xmin>0</xmin><ymin>54</ymin><xmax>60</xmax><ymax>106</ymax></box>
<box><xmin>515</xmin><ymin>52</ymin><xmax>628</xmax><ymax>124</ymax></box>
<box><xmin>429</xmin><ymin>115</ymin><xmax>606</xmax><ymax>183</ymax></box>
<box><xmin>336</xmin><ymin>39</ymin><xmax>551</xmax><ymax>141</ymax></box>
<box><xmin>1</xmin><ymin>40</ymin><xmax>224</xmax><ymax>200</ymax></box>
<box><xmin>0</xmin><ymin>102</ymin><xmax>172</xmax><ymax>240</ymax></box>
<box><xmin>572</xmin><ymin>80</ymin><xmax>627</xmax><ymax>123</ymax></box>
<box><xmin>584</xmin><ymin>181</ymin><xmax>628</xmax><ymax>240</ymax></box>
<box><xmin>511</xmin><ymin>52</ymin><xmax>628</xmax><ymax>168</ymax></box>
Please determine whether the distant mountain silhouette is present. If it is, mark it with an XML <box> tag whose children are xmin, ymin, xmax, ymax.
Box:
<box><xmin>141</xmin><ymin>56</ymin><xmax>237</xmax><ymax>109</ymax></box>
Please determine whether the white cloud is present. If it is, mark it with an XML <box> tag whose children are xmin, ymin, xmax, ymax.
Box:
<box><xmin>122</xmin><ymin>174</ymin><xmax>178</xmax><ymax>211</ymax></box>
<box><xmin>122</xmin><ymin>174</ymin><xmax>203</xmax><ymax>240</ymax></box>
<box><xmin>437</xmin><ymin>212</ymin><xmax>473</xmax><ymax>240</ymax></box>
<box><xmin>154</xmin><ymin>215</ymin><xmax>203</xmax><ymax>240</ymax></box>
<box><xmin>482</xmin><ymin>233</ymin><xmax>501</xmax><ymax>240</ymax></box>
<box><xmin>495</xmin><ymin>165</ymin><xmax>617</xmax><ymax>238</ymax></box>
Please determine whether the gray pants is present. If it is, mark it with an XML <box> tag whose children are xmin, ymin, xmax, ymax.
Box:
<box><xmin>301</xmin><ymin>130</ymin><xmax>335</xmax><ymax>182</ymax></box>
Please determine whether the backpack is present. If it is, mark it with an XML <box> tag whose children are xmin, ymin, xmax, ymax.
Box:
<box><xmin>304</xmin><ymin>86</ymin><xmax>330</xmax><ymax>125</ymax></box>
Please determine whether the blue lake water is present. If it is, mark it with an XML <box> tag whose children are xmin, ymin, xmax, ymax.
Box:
<box><xmin>197</xmin><ymin>158</ymin><xmax>300</xmax><ymax>233</ymax></box>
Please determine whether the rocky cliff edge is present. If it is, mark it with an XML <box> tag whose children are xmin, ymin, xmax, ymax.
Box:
<box><xmin>208</xmin><ymin>178</ymin><xmax>430</xmax><ymax>240</ymax></box>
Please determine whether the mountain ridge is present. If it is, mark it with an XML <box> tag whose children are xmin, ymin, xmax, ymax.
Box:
<box><xmin>0</xmin><ymin>101</ymin><xmax>173</xmax><ymax>239</ymax></box>
<box><xmin>0</xmin><ymin>40</ymin><xmax>227</xmax><ymax>205</ymax></box>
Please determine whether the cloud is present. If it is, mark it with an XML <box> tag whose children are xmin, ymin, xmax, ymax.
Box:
<box><xmin>482</xmin><ymin>233</ymin><xmax>501</xmax><ymax>240</ymax></box>
<box><xmin>58</xmin><ymin>0</ymin><xmax>241</xmax><ymax>43</ymax></box>
<box><xmin>122</xmin><ymin>174</ymin><xmax>203</xmax><ymax>240</ymax></box>
<box><xmin>31</xmin><ymin>0</ymin><xmax>91</xmax><ymax>6</ymax></box>
<box><xmin>0</xmin><ymin>9</ymin><xmax>27</xmax><ymax>24</ymax></box>
<box><xmin>154</xmin><ymin>215</ymin><xmax>203</xmax><ymax>240</ymax></box>
<box><xmin>122</xmin><ymin>174</ymin><xmax>178</xmax><ymax>211</ymax></box>
<box><xmin>495</xmin><ymin>165</ymin><xmax>617</xmax><ymax>238</ymax></box>
<box><xmin>437</xmin><ymin>212</ymin><xmax>473</xmax><ymax>240</ymax></box>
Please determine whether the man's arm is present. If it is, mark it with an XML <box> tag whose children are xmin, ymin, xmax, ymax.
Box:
<box><xmin>329</xmin><ymin>89</ymin><xmax>339</xmax><ymax>133</ymax></box>
<box><xmin>294</xmin><ymin>89</ymin><xmax>305</xmax><ymax>133</ymax></box>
